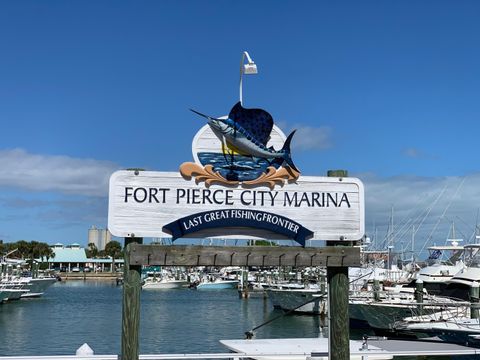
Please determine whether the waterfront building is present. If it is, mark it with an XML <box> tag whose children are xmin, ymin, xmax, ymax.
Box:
<box><xmin>44</xmin><ymin>243</ymin><xmax>123</xmax><ymax>272</ymax></box>
<box><xmin>88</xmin><ymin>225</ymin><xmax>112</xmax><ymax>251</ymax></box>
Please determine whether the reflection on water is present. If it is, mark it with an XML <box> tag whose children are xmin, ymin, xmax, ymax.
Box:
<box><xmin>0</xmin><ymin>281</ymin><xmax>328</xmax><ymax>356</ymax></box>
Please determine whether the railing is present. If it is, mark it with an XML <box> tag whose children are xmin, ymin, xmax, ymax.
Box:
<box><xmin>0</xmin><ymin>353</ymin><xmax>330</xmax><ymax>360</ymax></box>
<box><xmin>0</xmin><ymin>355</ymin><xmax>249</xmax><ymax>360</ymax></box>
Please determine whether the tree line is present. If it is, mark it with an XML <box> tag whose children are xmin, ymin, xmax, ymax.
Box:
<box><xmin>87</xmin><ymin>241</ymin><xmax>123</xmax><ymax>259</ymax></box>
<box><xmin>0</xmin><ymin>240</ymin><xmax>54</xmax><ymax>261</ymax></box>
<box><xmin>0</xmin><ymin>240</ymin><xmax>124</xmax><ymax>260</ymax></box>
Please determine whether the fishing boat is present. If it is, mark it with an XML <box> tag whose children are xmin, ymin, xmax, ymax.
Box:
<box><xmin>410</xmin><ymin>236</ymin><xmax>465</xmax><ymax>295</ymax></box>
<box><xmin>196</xmin><ymin>278</ymin><xmax>239</xmax><ymax>290</ymax></box>
<box><xmin>440</xmin><ymin>242</ymin><xmax>480</xmax><ymax>299</ymax></box>
<box><xmin>21</xmin><ymin>276</ymin><xmax>57</xmax><ymax>298</ymax></box>
<box><xmin>0</xmin><ymin>282</ymin><xmax>29</xmax><ymax>301</ymax></box>
<box><xmin>348</xmin><ymin>284</ymin><xmax>469</xmax><ymax>331</ymax></box>
<box><xmin>142</xmin><ymin>277</ymin><xmax>188</xmax><ymax>290</ymax></box>
<box><xmin>266</xmin><ymin>287</ymin><xmax>325</xmax><ymax>314</ymax></box>
<box><xmin>395</xmin><ymin>309</ymin><xmax>480</xmax><ymax>347</ymax></box>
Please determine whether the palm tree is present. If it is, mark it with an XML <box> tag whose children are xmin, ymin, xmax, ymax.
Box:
<box><xmin>37</xmin><ymin>243</ymin><xmax>54</xmax><ymax>269</ymax></box>
<box><xmin>28</xmin><ymin>241</ymin><xmax>40</xmax><ymax>270</ymax></box>
<box><xmin>87</xmin><ymin>243</ymin><xmax>98</xmax><ymax>258</ymax></box>
<box><xmin>105</xmin><ymin>241</ymin><xmax>122</xmax><ymax>258</ymax></box>
<box><xmin>16</xmin><ymin>240</ymin><xmax>30</xmax><ymax>259</ymax></box>
<box><xmin>105</xmin><ymin>241</ymin><xmax>122</xmax><ymax>272</ymax></box>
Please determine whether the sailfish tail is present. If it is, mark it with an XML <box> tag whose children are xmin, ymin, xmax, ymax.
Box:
<box><xmin>282</xmin><ymin>130</ymin><xmax>299</xmax><ymax>172</ymax></box>
<box><xmin>272</xmin><ymin>130</ymin><xmax>299</xmax><ymax>172</ymax></box>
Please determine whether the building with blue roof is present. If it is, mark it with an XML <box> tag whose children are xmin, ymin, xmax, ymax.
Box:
<box><xmin>44</xmin><ymin>243</ymin><xmax>124</xmax><ymax>272</ymax></box>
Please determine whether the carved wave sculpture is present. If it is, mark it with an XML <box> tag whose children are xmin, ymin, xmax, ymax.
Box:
<box><xmin>179</xmin><ymin>162</ymin><xmax>238</xmax><ymax>186</ymax></box>
<box><xmin>243</xmin><ymin>166</ymin><xmax>300</xmax><ymax>189</ymax></box>
<box><xmin>180</xmin><ymin>162</ymin><xmax>299</xmax><ymax>189</ymax></box>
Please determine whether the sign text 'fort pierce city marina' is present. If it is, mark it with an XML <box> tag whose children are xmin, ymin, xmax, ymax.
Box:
<box><xmin>108</xmin><ymin>170</ymin><xmax>364</xmax><ymax>245</ymax></box>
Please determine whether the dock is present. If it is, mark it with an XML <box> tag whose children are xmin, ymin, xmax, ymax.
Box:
<box><xmin>58</xmin><ymin>272</ymin><xmax>121</xmax><ymax>281</ymax></box>
<box><xmin>0</xmin><ymin>339</ymin><xmax>479</xmax><ymax>360</ymax></box>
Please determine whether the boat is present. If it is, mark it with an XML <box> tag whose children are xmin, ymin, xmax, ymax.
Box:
<box><xmin>21</xmin><ymin>276</ymin><xmax>57</xmax><ymax>298</ymax></box>
<box><xmin>410</xmin><ymin>238</ymin><xmax>465</xmax><ymax>295</ymax></box>
<box><xmin>0</xmin><ymin>281</ymin><xmax>30</xmax><ymax>301</ymax></box>
<box><xmin>440</xmin><ymin>243</ymin><xmax>480</xmax><ymax>300</ymax></box>
<box><xmin>348</xmin><ymin>284</ymin><xmax>469</xmax><ymax>331</ymax></box>
<box><xmin>266</xmin><ymin>287</ymin><xmax>326</xmax><ymax>314</ymax></box>
<box><xmin>395</xmin><ymin>310</ymin><xmax>480</xmax><ymax>347</ymax></box>
<box><xmin>265</xmin><ymin>279</ymin><xmax>466</xmax><ymax>331</ymax></box>
<box><xmin>142</xmin><ymin>277</ymin><xmax>188</xmax><ymax>290</ymax></box>
<box><xmin>196</xmin><ymin>278</ymin><xmax>239</xmax><ymax>290</ymax></box>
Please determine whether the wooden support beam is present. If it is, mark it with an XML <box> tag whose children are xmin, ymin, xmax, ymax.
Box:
<box><xmin>121</xmin><ymin>237</ymin><xmax>143</xmax><ymax>360</ymax></box>
<box><xmin>327</xmin><ymin>264</ymin><xmax>350</xmax><ymax>360</ymax></box>
<box><xmin>127</xmin><ymin>244</ymin><xmax>361</xmax><ymax>267</ymax></box>
<box><xmin>327</xmin><ymin>169</ymin><xmax>351</xmax><ymax>360</ymax></box>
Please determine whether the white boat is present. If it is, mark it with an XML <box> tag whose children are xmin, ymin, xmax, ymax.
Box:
<box><xmin>0</xmin><ymin>282</ymin><xmax>29</xmax><ymax>301</ymax></box>
<box><xmin>349</xmin><ymin>285</ymin><xmax>468</xmax><ymax>331</ymax></box>
<box><xmin>395</xmin><ymin>312</ymin><xmax>480</xmax><ymax>347</ymax></box>
<box><xmin>196</xmin><ymin>278</ymin><xmax>239</xmax><ymax>290</ymax></box>
<box><xmin>265</xmin><ymin>281</ymin><xmax>465</xmax><ymax>330</ymax></box>
<box><xmin>22</xmin><ymin>276</ymin><xmax>57</xmax><ymax>298</ymax></box>
<box><xmin>441</xmin><ymin>243</ymin><xmax>480</xmax><ymax>299</ymax></box>
<box><xmin>2</xmin><ymin>288</ymin><xmax>27</xmax><ymax>301</ymax></box>
<box><xmin>413</xmin><ymin>240</ymin><xmax>465</xmax><ymax>295</ymax></box>
<box><xmin>142</xmin><ymin>277</ymin><xmax>188</xmax><ymax>290</ymax></box>
<box><xmin>267</xmin><ymin>287</ymin><xmax>326</xmax><ymax>314</ymax></box>
<box><xmin>0</xmin><ymin>289</ymin><xmax>8</xmax><ymax>302</ymax></box>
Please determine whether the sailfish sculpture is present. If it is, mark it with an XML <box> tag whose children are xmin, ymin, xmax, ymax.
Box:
<box><xmin>190</xmin><ymin>102</ymin><xmax>299</xmax><ymax>174</ymax></box>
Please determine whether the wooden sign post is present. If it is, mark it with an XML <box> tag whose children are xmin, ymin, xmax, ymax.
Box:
<box><xmin>121</xmin><ymin>236</ymin><xmax>143</xmax><ymax>360</ymax></box>
<box><xmin>119</xmin><ymin>243</ymin><xmax>361</xmax><ymax>360</ymax></box>
<box><xmin>327</xmin><ymin>170</ymin><xmax>351</xmax><ymax>360</ymax></box>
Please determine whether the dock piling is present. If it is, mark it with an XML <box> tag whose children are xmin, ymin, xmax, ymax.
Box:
<box><xmin>415</xmin><ymin>279</ymin><xmax>424</xmax><ymax>315</ymax></box>
<box><xmin>327</xmin><ymin>169</ymin><xmax>350</xmax><ymax>360</ymax></box>
<box><xmin>121</xmin><ymin>237</ymin><xmax>143</xmax><ymax>360</ymax></box>
<box><xmin>470</xmin><ymin>281</ymin><xmax>479</xmax><ymax>319</ymax></box>
<box><xmin>373</xmin><ymin>279</ymin><xmax>380</xmax><ymax>302</ymax></box>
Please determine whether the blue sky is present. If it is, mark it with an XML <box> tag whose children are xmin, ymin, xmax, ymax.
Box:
<box><xmin>1</xmin><ymin>1</ymin><xmax>480</xmax><ymax>255</ymax></box>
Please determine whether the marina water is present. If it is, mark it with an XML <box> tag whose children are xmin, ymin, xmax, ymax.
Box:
<box><xmin>0</xmin><ymin>281</ymin><xmax>326</xmax><ymax>356</ymax></box>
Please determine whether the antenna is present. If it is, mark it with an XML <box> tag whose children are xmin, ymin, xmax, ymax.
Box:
<box><xmin>239</xmin><ymin>51</ymin><xmax>258</xmax><ymax>105</ymax></box>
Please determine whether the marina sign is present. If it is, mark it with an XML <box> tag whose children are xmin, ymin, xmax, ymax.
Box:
<box><xmin>108</xmin><ymin>170</ymin><xmax>364</xmax><ymax>245</ymax></box>
<box><xmin>108</xmin><ymin>101</ymin><xmax>365</xmax><ymax>245</ymax></box>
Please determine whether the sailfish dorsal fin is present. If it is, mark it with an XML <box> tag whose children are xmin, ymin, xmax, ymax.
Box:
<box><xmin>228</xmin><ymin>102</ymin><xmax>273</xmax><ymax>146</ymax></box>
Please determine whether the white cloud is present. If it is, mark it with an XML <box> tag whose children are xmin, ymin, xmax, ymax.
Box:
<box><xmin>360</xmin><ymin>173</ymin><xmax>480</xmax><ymax>253</ymax></box>
<box><xmin>275</xmin><ymin>120</ymin><xmax>332</xmax><ymax>151</ymax></box>
<box><xmin>0</xmin><ymin>148</ymin><xmax>120</xmax><ymax>196</ymax></box>
<box><xmin>403</xmin><ymin>147</ymin><xmax>422</xmax><ymax>158</ymax></box>
<box><xmin>292</xmin><ymin>125</ymin><xmax>332</xmax><ymax>151</ymax></box>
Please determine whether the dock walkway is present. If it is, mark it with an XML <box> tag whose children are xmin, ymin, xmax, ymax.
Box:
<box><xmin>59</xmin><ymin>272</ymin><xmax>121</xmax><ymax>281</ymax></box>
<box><xmin>1</xmin><ymin>339</ymin><xmax>479</xmax><ymax>360</ymax></box>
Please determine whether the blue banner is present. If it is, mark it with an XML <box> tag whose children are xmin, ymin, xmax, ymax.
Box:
<box><xmin>162</xmin><ymin>209</ymin><xmax>314</xmax><ymax>246</ymax></box>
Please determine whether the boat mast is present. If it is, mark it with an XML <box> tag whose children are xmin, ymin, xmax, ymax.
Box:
<box><xmin>388</xmin><ymin>205</ymin><xmax>394</xmax><ymax>249</ymax></box>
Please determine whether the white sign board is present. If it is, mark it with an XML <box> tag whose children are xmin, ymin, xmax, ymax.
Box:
<box><xmin>108</xmin><ymin>170</ymin><xmax>365</xmax><ymax>243</ymax></box>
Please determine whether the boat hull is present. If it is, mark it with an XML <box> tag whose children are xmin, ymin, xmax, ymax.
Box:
<box><xmin>267</xmin><ymin>288</ymin><xmax>326</xmax><ymax>314</ymax></box>
<box><xmin>142</xmin><ymin>280</ymin><xmax>188</xmax><ymax>290</ymax></box>
<box><xmin>196</xmin><ymin>280</ymin><xmax>238</xmax><ymax>290</ymax></box>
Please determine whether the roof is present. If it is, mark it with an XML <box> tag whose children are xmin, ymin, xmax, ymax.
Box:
<box><xmin>50</xmin><ymin>247</ymin><xmax>88</xmax><ymax>263</ymax></box>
